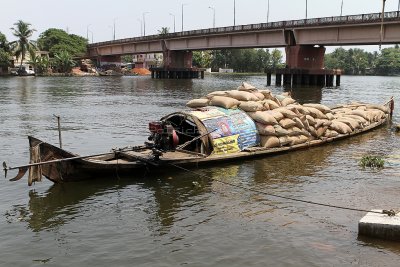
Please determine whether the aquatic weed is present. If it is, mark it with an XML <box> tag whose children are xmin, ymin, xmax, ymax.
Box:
<box><xmin>359</xmin><ymin>155</ymin><xmax>385</xmax><ymax>169</ymax></box>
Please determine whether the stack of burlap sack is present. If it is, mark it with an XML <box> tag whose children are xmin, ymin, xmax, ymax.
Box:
<box><xmin>186</xmin><ymin>82</ymin><xmax>389</xmax><ymax>149</ymax></box>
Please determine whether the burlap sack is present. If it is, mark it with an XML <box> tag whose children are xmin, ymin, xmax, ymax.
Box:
<box><xmin>303</xmin><ymin>103</ymin><xmax>331</xmax><ymax>114</ymax></box>
<box><xmin>256</xmin><ymin>123</ymin><xmax>276</xmax><ymax>136</ymax></box>
<box><xmin>210</xmin><ymin>96</ymin><xmax>240</xmax><ymax>109</ymax></box>
<box><xmin>226</xmin><ymin>90</ymin><xmax>260</xmax><ymax>101</ymax></box>
<box><xmin>186</xmin><ymin>98</ymin><xmax>210</xmax><ymax>108</ymax></box>
<box><xmin>248</xmin><ymin>111</ymin><xmax>278</xmax><ymax>125</ymax></box>
<box><xmin>239</xmin><ymin>101</ymin><xmax>264</xmax><ymax>112</ymax></box>
<box><xmin>260</xmin><ymin>135</ymin><xmax>280</xmax><ymax>148</ymax></box>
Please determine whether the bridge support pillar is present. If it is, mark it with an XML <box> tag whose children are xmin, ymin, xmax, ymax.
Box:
<box><xmin>97</xmin><ymin>55</ymin><xmax>122</xmax><ymax>67</ymax></box>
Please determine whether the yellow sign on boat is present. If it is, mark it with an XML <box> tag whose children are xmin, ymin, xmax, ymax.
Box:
<box><xmin>212</xmin><ymin>134</ymin><xmax>240</xmax><ymax>155</ymax></box>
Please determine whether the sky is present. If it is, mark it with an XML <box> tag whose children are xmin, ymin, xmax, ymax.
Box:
<box><xmin>1</xmin><ymin>0</ymin><xmax>399</xmax><ymax>52</ymax></box>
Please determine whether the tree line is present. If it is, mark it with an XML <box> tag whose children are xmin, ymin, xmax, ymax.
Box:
<box><xmin>0</xmin><ymin>20</ymin><xmax>87</xmax><ymax>74</ymax></box>
<box><xmin>325</xmin><ymin>46</ymin><xmax>400</xmax><ymax>76</ymax></box>
<box><xmin>192</xmin><ymin>49</ymin><xmax>284</xmax><ymax>72</ymax></box>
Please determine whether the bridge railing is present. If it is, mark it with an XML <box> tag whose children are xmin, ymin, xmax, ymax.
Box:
<box><xmin>89</xmin><ymin>11</ymin><xmax>400</xmax><ymax>48</ymax></box>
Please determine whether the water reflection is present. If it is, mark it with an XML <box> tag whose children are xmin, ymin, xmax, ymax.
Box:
<box><xmin>284</xmin><ymin>85</ymin><xmax>323</xmax><ymax>104</ymax></box>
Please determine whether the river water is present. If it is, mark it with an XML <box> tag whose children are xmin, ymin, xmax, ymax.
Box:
<box><xmin>0</xmin><ymin>74</ymin><xmax>400</xmax><ymax>266</ymax></box>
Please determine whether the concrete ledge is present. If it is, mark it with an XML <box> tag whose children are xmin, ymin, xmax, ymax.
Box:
<box><xmin>359</xmin><ymin>209</ymin><xmax>400</xmax><ymax>241</ymax></box>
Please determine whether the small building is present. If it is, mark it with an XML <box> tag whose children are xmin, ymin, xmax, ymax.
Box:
<box><xmin>132</xmin><ymin>53</ymin><xmax>163</xmax><ymax>69</ymax></box>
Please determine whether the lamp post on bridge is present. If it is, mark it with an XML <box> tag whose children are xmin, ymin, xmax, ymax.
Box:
<box><xmin>208</xmin><ymin>6</ymin><xmax>215</xmax><ymax>28</ymax></box>
<box><xmin>169</xmin><ymin>13</ymin><xmax>176</xmax><ymax>32</ymax></box>
<box><xmin>143</xmin><ymin>12</ymin><xmax>150</xmax><ymax>36</ymax></box>
<box><xmin>181</xmin><ymin>3</ymin><xmax>188</xmax><ymax>32</ymax></box>
<box><xmin>108</xmin><ymin>25</ymin><xmax>113</xmax><ymax>40</ymax></box>
<box><xmin>340</xmin><ymin>0</ymin><xmax>344</xmax><ymax>16</ymax></box>
<box><xmin>305</xmin><ymin>0</ymin><xmax>308</xmax><ymax>19</ymax></box>
<box><xmin>137</xmin><ymin>19</ymin><xmax>143</xmax><ymax>36</ymax></box>
<box><xmin>113</xmin><ymin>18</ymin><xmax>117</xmax><ymax>40</ymax></box>
<box><xmin>267</xmin><ymin>0</ymin><xmax>270</xmax><ymax>23</ymax></box>
<box><xmin>233</xmin><ymin>0</ymin><xmax>236</xmax><ymax>26</ymax></box>
<box><xmin>88</xmin><ymin>30</ymin><xmax>93</xmax><ymax>44</ymax></box>
<box><xmin>86</xmin><ymin>24</ymin><xmax>91</xmax><ymax>41</ymax></box>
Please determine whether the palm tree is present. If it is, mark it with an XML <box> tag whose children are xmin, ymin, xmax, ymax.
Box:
<box><xmin>9</xmin><ymin>20</ymin><xmax>37</xmax><ymax>69</ymax></box>
<box><xmin>158</xmin><ymin>27</ymin><xmax>170</xmax><ymax>36</ymax></box>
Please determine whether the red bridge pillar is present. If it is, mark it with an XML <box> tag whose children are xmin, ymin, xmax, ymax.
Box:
<box><xmin>285</xmin><ymin>45</ymin><xmax>325</xmax><ymax>70</ymax></box>
<box><xmin>163</xmin><ymin>50</ymin><xmax>193</xmax><ymax>69</ymax></box>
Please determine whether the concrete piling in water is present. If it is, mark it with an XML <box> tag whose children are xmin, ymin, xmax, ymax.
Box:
<box><xmin>359</xmin><ymin>210</ymin><xmax>400</xmax><ymax>241</ymax></box>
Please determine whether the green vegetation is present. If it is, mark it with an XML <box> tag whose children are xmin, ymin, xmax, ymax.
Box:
<box><xmin>0</xmin><ymin>32</ymin><xmax>11</xmax><ymax>69</ymax></box>
<box><xmin>9</xmin><ymin>20</ymin><xmax>37</xmax><ymax>68</ymax></box>
<box><xmin>53</xmin><ymin>50</ymin><xmax>75</xmax><ymax>73</ymax></box>
<box><xmin>325</xmin><ymin>46</ymin><xmax>400</xmax><ymax>75</ymax></box>
<box><xmin>359</xmin><ymin>155</ymin><xmax>385</xmax><ymax>169</ymax></box>
<box><xmin>193</xmin><ymin>48</ymin><xmax>283</xmax><ymax>72</ymax></box>
<box><xmin>37</xmin><ymin>28</ymin><xmax>87</xmax><ymax>57</ymax></box>
<box><xmin>158</xmin><ymin>27</ymin><xmax>170</xmax><ymax>36</ymax></box>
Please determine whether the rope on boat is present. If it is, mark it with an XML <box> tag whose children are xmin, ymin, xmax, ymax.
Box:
<box><xmin>168</xmin><ymin>163</ymin><xmax>396</xmax><ymax>216</ymax></box>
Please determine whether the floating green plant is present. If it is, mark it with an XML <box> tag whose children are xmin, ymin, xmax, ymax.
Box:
<box><xmin>359</xmin><ymin>155</ymin><xmax>385</xmax><ymax>169</ymax></box>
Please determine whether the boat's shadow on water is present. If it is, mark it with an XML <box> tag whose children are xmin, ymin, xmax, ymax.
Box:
<box><xmin>6</xmin><ymin>169</ymin><xmax>214</xmax><ymax>232</ymax></box>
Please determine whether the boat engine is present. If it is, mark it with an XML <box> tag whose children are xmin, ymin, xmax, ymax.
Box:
<box><xmin>148</xmin><ymin>121</ymin><xmax>179</xmax><ymax>151</ymax></box>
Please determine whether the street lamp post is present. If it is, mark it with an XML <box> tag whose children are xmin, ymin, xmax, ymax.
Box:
<box><xmin>169</xmin><ymin>13</ymin><xmax>176</xmax><ymax>32</ymax></box>
<box><xmin>137</xmin><ymin>19</ymin><xmax>143</xmax><ymax>36</ymax></box>
<box><xmin>340</xmin><ymin>0</ymin><xmax>344</xmax><ymax>16</ymax></box>
<box><xmin>143</xmin><ymin>12</ymin><xmax>149</xmax><ymax>36</ymax></box>
<box><xmin>113</xmin><ymin>18</ymin><xmax>117</xmax><ymax>40</ymax></box>
<box><xmin>182</xmin><ymin>3</ymin><xmax>188</xmax><ymax>32</ymax></box>
<box><xmin>233</xmin><ymin>0</ymin><xmax>236</xmax><ymax>26</ymax></box>
<box><xmin>208</xmin><ymin>6</ymin><xmax>215</xmax><ymax>28</ymax></box>
<box><xmin>108</xmin><ymin>25</ymin><xmax>113</xmax><ymax>40</ymax></box>
<box><xmin>267</xmin><ymin>0</ymin><xmax>270</xmax><ymax>23</ymax></box>
<box><xmin>88</xmin><ymin>30</ymin><xmax>93</xmax><ymax>43</ymax></box>
<box><xmin>305</xmin><ymin>0</ymin><xmax>308</xmax><ymax>19</ymax></box>
<box><xmin>86</xmin><ymin>24</ymin><xmax>91</xmax><ymax>41</ymax></box>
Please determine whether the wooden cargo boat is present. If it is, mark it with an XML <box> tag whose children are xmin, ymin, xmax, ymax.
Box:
<box><xmin>4</xmin><ymin>95</ymin><xmax>394</xmax><ymax>186</ymax></box>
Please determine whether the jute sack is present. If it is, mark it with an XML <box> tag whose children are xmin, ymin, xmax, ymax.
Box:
<box><xmin>366</xmin><ymin>104</ymin><xmax>389</xmax><ymax>114</ymax></box>
<box><xmin>252</xmin><ymin>91</ymin><xmax>265</xmax><ymax>101</ymax></box>
<box><xmin>186</xmin><ymin>98</ymin><xmax>210</xmax><ymax>108</ymax></box>
<box><xmin>289</xmin><ymin>104</ymin><xmax>310</xmax><ymax>116</ymax></box>
<box><xmin>306</xmin><ymin>115</ymin><xmax>316</xmax><ymax>126</ymax></box>
<box><xmin>256</xmin><ymin>123</ymin><xmax>276</xmax><ymax>136</ymax></box>
<box><xmin>289</xmin><ymin>135</ymin><xmax>309</xmax><ymax>145</ymax></box>
<box><xmin>367</xmin><ymin>109</ymin><xmax>385</xmax><ymax>122</ymax></box>
<box><xmin>325</xmin><ymin>113</ymin><xmax>335</xmax><ymax>120</ymax></box>
<box><xmin>315</xmin><ymin>119</ymin><xmax>332</xmax><ymax>128</ymax></box>
<box><xmin>343</xmin><ymin>114</ymin><xmax>368</xmax><ymax>125</ymax></box>
<box><xmin>279</xmin><ymin>118</ymin><xmax>296</xmax><ymax>129</ymax></box>
<box><xmin>337</xmin><ymin>117</ymin><xmax>360</xmax><ymax>130</ymax></box>
<box><xmin>275</xmin><ymin>107</ymin><xmax>298</xmax><ymax>119</ymax></box>
<box><xmin>305</xmin><ymin>106</ymin><xmax>328</xmax><ymax>119</ymax></box>
<box><xmin>316</xmin><ymin>126</ymin><xmax>328</xmax><ymax>138</ymax></box>
<box><xmin>275</xmin><ymin>95</ymin><xmax>286</xmax><ymax>102</ymax></box>
<box><xmin>237</xmin><ymin>82</ymin><xmax>256</xmax><ymax>91</ymax></box>
<box><xmin>274</xmin><ymin>125</ymin><xmax>290</xmax><ymax>136</ymax></box>
<box><xmin>324</xmin><ymin>129</ymin><xmax>339</xmax><ymax>138</ymax></box>
<box><xmin>329</xmin><ymin>120</ymin><xmax>352</xmax><ymax>134</ymax></box>
<box><xmin>356</xmin><ymin>106</ymin><xmax>367</xmax><ymax>111</ymax></box>
<box><xmin>259</xmin><ymin>90</ymin><xmax>274</xmax><ymax>100</ymax></box>
<box><xmin>279</xmin><ymin>136</ymin><xmax>291</xmax><ymax>146</ymax></box>
<box><xmin>348</xmin><ymin>110</ymin><xmax>368</xmax><ymax>120</ymax></box>
<box><xmin>308</xmin><ymin>125</ymin><xmax>318</xmax><ymax>138</ymax></box>
<box><xmin>281</xmin><ymin>97</ymin><xmax>296</xmax><ymax>107</ymax></box>
<box><xmin>260</xmin><ymin>135</ymin><xmax>280</xmax><ymax>148</ymax></box>
<box><xmin>266</xmin><ymin>110</ymin><xmax>284</xmax><ymax>121</ymax></box>
<box><xmin>300</xmin><ymin>115</ymin><xmax>310</xmax><ymax>130</ymax></box>
<box><xmin>287</xmin><ymin>127</ymin><xmax>303</xmax><ymax>136</ymax></box>
<box><xmin>226</xmin><ymin>90</ymin><xmax>259</xmax><ymax>101</ymax></box>
<box><xmin>248</xmin><ymin>111</ymin><xmax>278</xmax><ymax>125</ymax></box>
<box><xmin>264</xmin><ymin>99</ymin><xmax>280</xmax><ymax>110</ymax></box>
<box><xmin>239</xmin><ymin>101</ymin><xmax>264</xmax><ymax>112</ymax></box>
<box><xmin>292</xmin><ymin>117</ymin><xmax>305</xmax><ymax>129</ymax></box>
<box><xmin>207</xmin><ymin>91</ymin><xmax>228</xmax><ymax>98</ymax></box>
<box><xmin>210</xmin><ymin>96</ymin><xmax>240</xmax><ymax>109</ymax></box>
<box><xmin>303</xmin><ymin>103</ymin><xmax>331</xmax><ymax>114</ymax></box>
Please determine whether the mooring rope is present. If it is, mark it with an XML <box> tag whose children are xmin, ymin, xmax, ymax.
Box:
<box><xmin>168</xmin><ymin>163</ymin><xmax>396</xmax><ymax>216</ymax></box>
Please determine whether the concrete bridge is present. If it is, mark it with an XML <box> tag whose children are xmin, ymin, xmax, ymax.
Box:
<box><xmin>87</xmin><ymin>11</ymin><xmax>400</xmax><ymax>71</ymax></box>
